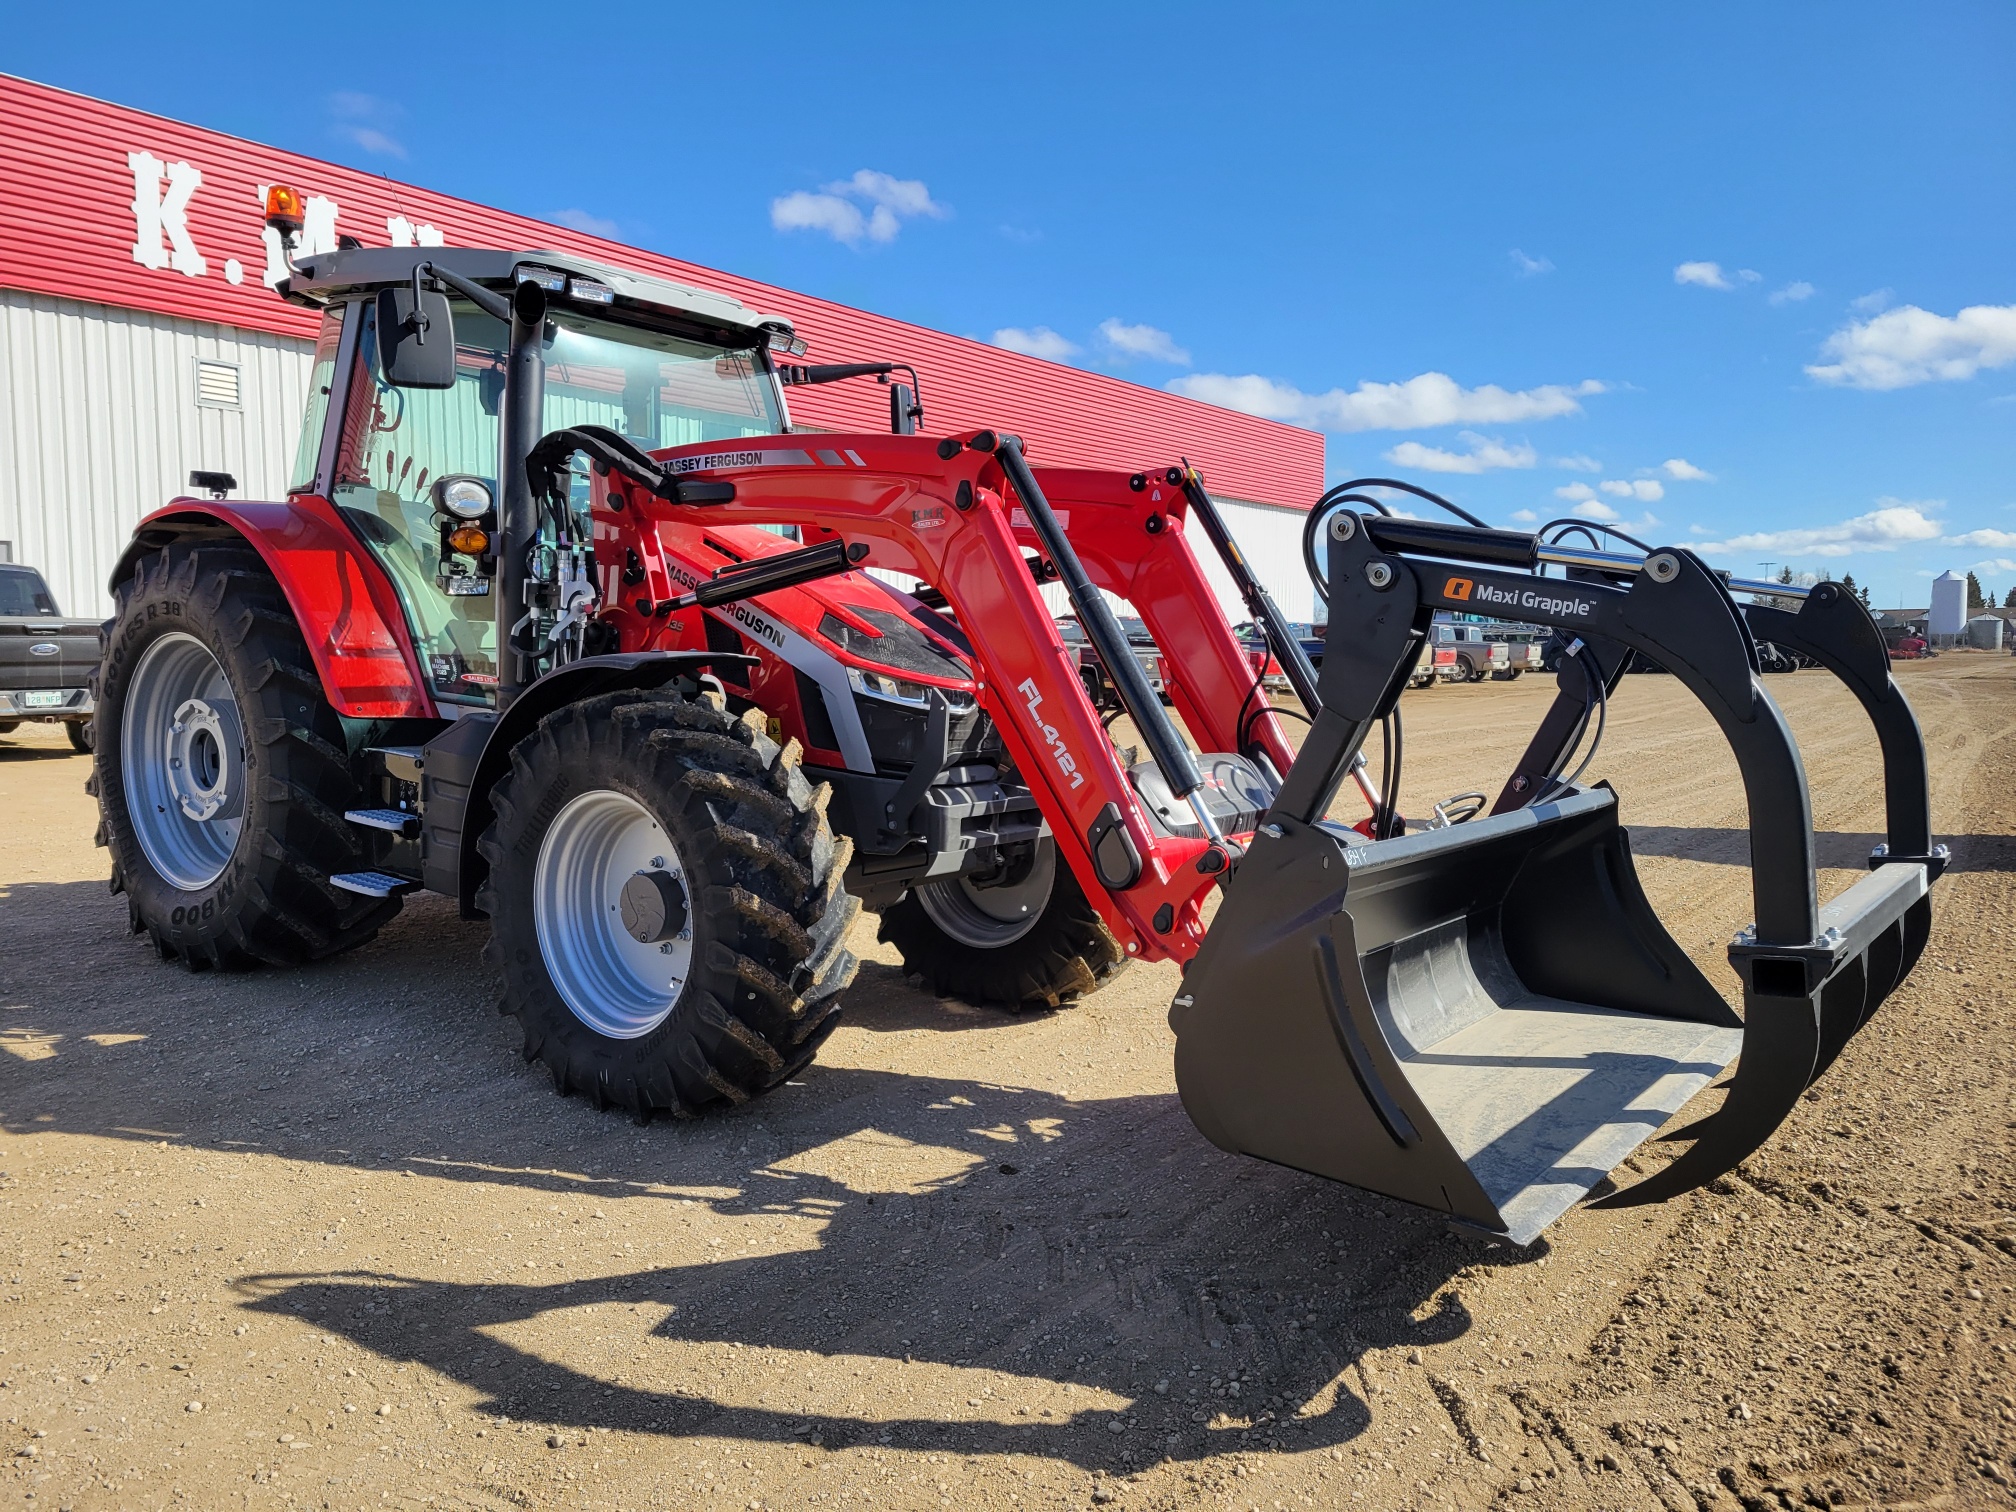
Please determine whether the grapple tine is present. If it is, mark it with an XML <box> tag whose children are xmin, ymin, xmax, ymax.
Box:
<box><xmin>1594</xmin><ymin>859</ymin><xmax>1928</xmax><ymax>1207</ymax></box>
<box><xmin>1810</xmin><ymin>951</ymin><xmax>1871</xmax><ymax>1081</ymax></box>
<box><xmin>1587</xmin><ymin>991</ymin><xmax>1821</xmax><ymax>1208</ymax></box>
<box><xmin>1899</xmin><ymin>893</ymin><xmax>1933</xmax><ymax>984</ymax></box>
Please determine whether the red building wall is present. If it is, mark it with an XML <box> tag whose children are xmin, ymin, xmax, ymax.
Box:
<box><xmin>0</xmin><ymin>74</ymin><xmax>1323</xmax><ymax>509</ymax></box>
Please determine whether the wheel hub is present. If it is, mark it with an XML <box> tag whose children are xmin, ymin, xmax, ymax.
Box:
<box><xmin>121</xmin><ymin>632</ymin><xmax>245</xmax><ymax>891</ymax></box>
<box><xmin>167</xmin><ymin>696</ymin><xmax>241</xmax><ymax>822</ymax></box>
<box><xmin>534</xmin><ymin>791</ymin><xmax>694</xmax><ymax>1040</ymax></box>
<box><xmin>915</xmin><ymin>838</ymin><xmax>1057</xmax><ymax>949</ymax></box>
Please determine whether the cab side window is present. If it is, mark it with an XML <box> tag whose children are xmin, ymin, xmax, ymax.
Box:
<box><xmin>331</xmin><ymin>299</ymin><xmax>507</xmax><ymax>704</ymax></box>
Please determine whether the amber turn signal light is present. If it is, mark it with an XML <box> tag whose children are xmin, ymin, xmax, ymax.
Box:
<box><xmin>264</xmin><ymin>184</ymin><xmax>306</xmax><ymax>237</ymax></box>
<box><xmin>447</xmin><ymin>525</ymin><xmax>490</xmax><ymax>556</ymax></box>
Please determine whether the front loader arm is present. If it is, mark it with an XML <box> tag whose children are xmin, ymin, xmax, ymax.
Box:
<box><xmin>626</xmin><ymin>430</ymin><xmax>1227</xmax><ymax>963</ymax></box>
<box><xmin>1016</xmin><ymin>466</ymin><xmax>1301</xmax><ymax>779</ymax></box>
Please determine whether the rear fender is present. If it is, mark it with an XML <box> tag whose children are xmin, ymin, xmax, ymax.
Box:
<box><xmin>114</xmin><ymin>498</ymin><xmax>434</xmax><ymax>719</ymax></box>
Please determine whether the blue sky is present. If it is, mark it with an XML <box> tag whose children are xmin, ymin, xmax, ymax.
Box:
<box><xmin>10</xmin><ymin>2</ymin><xmax>2013</xmax><ymax>607</ymax></box>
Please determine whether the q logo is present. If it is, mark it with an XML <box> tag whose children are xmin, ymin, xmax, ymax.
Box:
<box><xmin>1445</xmin><ymin>577</ymin><xmax>1474</xmax><ymax>601</ymax></box>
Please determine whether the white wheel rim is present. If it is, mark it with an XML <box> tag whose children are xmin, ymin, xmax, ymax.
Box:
<box><xmin>533</xmin><ymin>789</ymin><xmax>693</xmax><ymax>1040</ymax></box>
<box><xmin>121</xmin><ymin>632</ymin><xmax>245</xmax><ymax>891</ymax></box>
<box><xmin>915</xmin><ymin>839</ymin><xmax>1057</xmax><ymax>949</ymax></box>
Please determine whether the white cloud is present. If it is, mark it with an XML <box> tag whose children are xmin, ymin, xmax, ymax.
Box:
<box><xmin>1555</xmin><ymin>482</ymin><xmax>1596</xmax><ymax>502</ymax></box>
<box><xmin>1097</xmin><ymin>319</ymin><xmax>1190</xmax><ymax>365</ymax></box>
<box><xmin>1675</xmin><ymin>261</ymin><xmax>1734</xmax><ymax>290</ymax></box>
<box><xmin>1510</xmin><ymin>509</ymin><xmax>1539</xmax><ymax>523</ymax></box>
<box><xmin>1946</xmin><ymin>528</ymin><xmax>2016</xmax><ymax>549</ymax></box>
<box><xmin>1695</xmin><ymin>500</ymin><xmax>1945</xmax><ymax>559</ymax></box>
<box><xmin>1738</xmin><ymin>269</ymin><xmax>1763</xmax><ymax>284</ymax></box>
<box><xmin>1510</xmin><ymin>249</ymin><xmax>1553</xmax><ymax>277</ymax></box>
<box><xmin>551</xmin><ymin>208</ymin><xmax>620</xmax><ymax>238</ymax></box>
<box><xmin>771</xmin><ymin>192</ymin><xmax>876</xmax><ymax>244</ymax></box>
<box><xmin>1661</xmin><ymin>457</ymin><xmax>1714</xmax><ymax>481</ymax></box>
<box><xmin>1598</xmin><ymin>478</ymin><xmax>1665</xmax><ymax>502</ymax></box>
<box><xmin>989</xmin><ymin>326</ymin><xmax>1079</xmax><ymax>361</ymax></box>
<box><xmin>1573</xmin><ymin>499</ymin><xmax>1622</xmax><ymax>521</ymax></box>
<box><xmin>1850</xmin><ymin>288</ymin><xmax>1894</xmax><ymax>314</ymax></box>
<box><xmin>771</xmin><ymin>169</ymin><xmax>947</xmax><ymax>246</ymax></box>
<box><xmin>1554</xmin><ymin>453</ymin><xmax>1602</xmax><ymax>473</ymax></box>
<box><xmin>1168</xmin><ymin>371</ymin><xmax>1604</xmax><ymax>433</ymax></box>
<box><xmin>1806</xmin><ymin>303</ymin><xmax>2016</xmax><ymax>390</ymax></box>
<box><xmin>1969</xmin><ymin>558</ymin><xmax>2016</xmax><ymax>572</ymax></box>
<box><xmin>1770</xmin><ymin>281</ymin><xmax>1816</xmax><ymax>306</ymax></box>
<box><xmin>329</xmin><ymin>92</ymin><xmax>405</xmax><ymax>158</ymax></box>
<box><xmin>1383</xmin><ymin>433</ymin><xmax>1537</xmax><ymax>474</ymax></box>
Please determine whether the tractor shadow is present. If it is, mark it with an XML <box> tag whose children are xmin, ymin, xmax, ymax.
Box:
<box><xmin>1626</xmin><ymin>826</ymin><xmax>2009</xmax><ymax>872</ymax></box>
<box><xmin>837</xmin><ymin>957</ymin><xmax>1042</xmax><ymax>1035</ymax></box>
<box><xmin>0</xmin><ymin>878</ymin><xmax>1537</xmax><ymax>1469</ymax></box>
<box><xmin>0</xmin><ymin>736</ymin><xmax>87</xmax><ymax>763</ymax></box>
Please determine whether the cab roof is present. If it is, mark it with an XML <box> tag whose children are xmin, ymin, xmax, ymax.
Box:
<box><xmin>279</xmin><ymin>246</ymin><xmax>791</xmax><ymax>346</ymax></box>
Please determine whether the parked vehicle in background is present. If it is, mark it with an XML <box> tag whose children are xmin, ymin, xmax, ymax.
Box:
<box><xmin>1233</xmin><ymin>625</ymin><xmax>1287</xmax><ymax>691</ymax></box>
<box><xmin>1430</xmin><ymin>620</ymin><xmax>1510</xmax><ymax>682</ymax></box>
<box><xmin>1408</xmin><ymin>644</ymin><xmax>1462</xmax><ymax>688</ymax></box>
<box><xmin>0</xmin><ymin>563</ymin><xmax>100</xmax><ymax>752</ymax></box>
<box><xmin>1056</xmin><ymin>613</ymin><xmax>1165</xmax><ymax>708</ymax></box>
<box><xmin>1484</xmin><ymin>627</ymin><xmax>1547</xmax><ymax>679</ymax></box>
<box><xmin>1231</xmin><ymin>620</ymin><xmax>1324</xmax><ymax>691</ymax></box>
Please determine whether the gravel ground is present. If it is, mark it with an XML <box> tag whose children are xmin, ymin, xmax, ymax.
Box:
<box><xmin>1</xmin><ymin>653</ymin><xmax>2011</xmax><ymax>1512</ymax></box>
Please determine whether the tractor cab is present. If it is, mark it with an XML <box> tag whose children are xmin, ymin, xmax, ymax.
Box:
<box><xmin>277</xmin><ymin>246</ymin><xmax>799</xmax><ymax>708</ymax></box>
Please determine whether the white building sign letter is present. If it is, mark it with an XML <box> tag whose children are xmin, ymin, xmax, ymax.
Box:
<box><xmin>128</xmin><ymin>151</ymin><xmax>207</xmax><ymax>278</ymax></box>
<box><xmin>387</xmin><ymin>216</ymin><xmax>445</xmax><ymax>248</ymax></box>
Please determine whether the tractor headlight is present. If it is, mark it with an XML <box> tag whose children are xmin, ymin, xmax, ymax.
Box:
<box><xmin>847</xmin><ymin>667</ymin><xmax>930</xmax><ymax>706</ymax></box>
<box><xmin>568</xmin><ymin>277</ymin><xmax>616</xmax><ymax>305</ymax></box>
<box><xmin>513</xmin><ymin>265</ymin><xmax>567</xmax><ymax>292</ymax></box>
<box><xmin>434</xmin><ymin>475</ymin><xmax>494</xmax><ymax>521</ymax></box>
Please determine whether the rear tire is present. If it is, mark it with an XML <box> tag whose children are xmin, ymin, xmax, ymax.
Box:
<box><xmin>90</xmin><ymin>542</ymin><xmax>400</xmax><ymax>969</ymax></box>
<box><xmin>477</xmin><ymin>691</ymin><xmax>860</xmax><ymax>1118</ymax></box>
<box><xmin>66</xmin><ymin>719</ymin><xmax>94</xmax><ymax>754</ymax></box>
<box><xmin>878</xmin><ymin>843</ymin><xmax>1129</xmax><ymax>1012</ymax></box>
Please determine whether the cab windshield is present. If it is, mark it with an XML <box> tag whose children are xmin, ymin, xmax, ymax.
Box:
<box><xmin>332</xmin><ymin>298</ymin><xmax>784</xmax><ymax>704</ymax></box>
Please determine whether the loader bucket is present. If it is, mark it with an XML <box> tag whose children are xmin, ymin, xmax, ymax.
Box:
<box><xmin>1170</xmin><ymin>518</ymin><xmax>1941</xmax><ymax>1240</ymax></box>
<box><xmin>1172</xmin><ymin>788</ymin><xmax>1745</xmax><ymax>1243</ymax></box>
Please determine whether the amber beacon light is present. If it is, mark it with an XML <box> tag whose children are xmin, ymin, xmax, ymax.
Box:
<box><xmin>264</xmin><ymin>184</ymin><xmax>306</xmax><ymax>240</ymax></box>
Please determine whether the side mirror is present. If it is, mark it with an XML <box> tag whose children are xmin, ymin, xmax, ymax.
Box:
<box><xmin>376</xmin><ymin>286</ymin><xmax>457</xmax><ymax>389</ymax></box>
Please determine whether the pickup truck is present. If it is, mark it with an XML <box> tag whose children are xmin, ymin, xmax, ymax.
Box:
<box><xmin>1430</xmin><ymin>621</ymin><xmax>1512</xmax><ymax>683</ymax></box>
<box><xmin>0</xmin><ymin>563</ymin><xmax>101</xmax><ymax>752</ymax></box>
<box><xmin>1055</xmin><ymin>613</ymin><xmax>1166</xmax><ymax>709</ymax></box>
<box><xmin>1231</xmin><ymin>620</ymin><xmax>1327</xmax><ymax>690</ymax></box>
<box><xmin>1485</xmin><ymin>629</ymin><xmax>1548</xmax><ymax>679</ymax></box>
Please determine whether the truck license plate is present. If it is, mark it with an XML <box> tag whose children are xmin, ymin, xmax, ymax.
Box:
<box><xmin>22</xmin><ymin>691</ymin><xmax>64</xmax><ymax>709</ymax></box>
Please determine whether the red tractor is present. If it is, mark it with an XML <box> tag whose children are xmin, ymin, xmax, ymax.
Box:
<box><xmin>87</xmin><ymin>209</ymin><xmax>1943</xmax><ymax>1243</ymax></box>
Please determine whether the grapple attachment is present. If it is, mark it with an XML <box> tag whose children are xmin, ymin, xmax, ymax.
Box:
<box><xmin>1172</xmin><ymin>513</ymin><xmax>1941</xmax><ymax>1240</ymax></box>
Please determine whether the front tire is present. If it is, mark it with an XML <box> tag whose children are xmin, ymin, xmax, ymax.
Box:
<box><xmin>878</xmin><ymin>840</ymin><xmax>1129</xmax><ymax>1012</ymax></box>
<box><xmin>477</xmin><ymin>692</ymin><xmax>860</xmax><ymax>1118</ymax></box>
<box><xmin>90</xmin><ymin>542</ymin><xmax>399</xmax><ymax>969</ymax></box>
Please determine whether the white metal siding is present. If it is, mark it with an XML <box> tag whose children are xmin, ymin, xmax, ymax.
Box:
<box><xmin>1194</xmin><ymin>495</ymin><xmax>1320</xmax><ymax>624</ymax></box>
<box><xmin>0</xmin><ymin>289</ymin><xmax>313</xmax><ymax>617</ymax></box>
